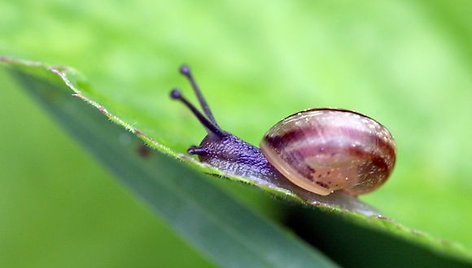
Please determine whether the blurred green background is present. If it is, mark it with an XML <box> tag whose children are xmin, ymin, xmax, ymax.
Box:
<box><xmin>1</xmin><ymin>0</ymin><xmax>472</xmax><ymax>267</ymax></box>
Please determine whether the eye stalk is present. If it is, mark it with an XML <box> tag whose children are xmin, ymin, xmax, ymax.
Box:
<box><xmin>170</xmin><ymin>88</ymin><xmax>225</xmax><ymax>138</ymax></box>
<box><xmin>178</xmin><ymin>64</ymin><xmax>219</xmax><ymax>127</ymax></box>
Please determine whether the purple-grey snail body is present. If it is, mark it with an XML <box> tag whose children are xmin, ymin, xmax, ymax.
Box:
<box><xmin>170</xmin><ymin>65</ymin><xmax>396</xmax><ymax>196</ymax></box>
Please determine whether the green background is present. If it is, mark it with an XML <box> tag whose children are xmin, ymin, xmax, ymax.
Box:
<box><xmin>1</xmin><ymin>1</ymin><xmax>472</xmax><ymax>267</ymax></box>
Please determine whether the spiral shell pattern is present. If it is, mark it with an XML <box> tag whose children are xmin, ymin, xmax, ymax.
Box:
<box><xmin>260</xmin><ymin>109</ymin><xmax>396</xmax><ymax>196</ymax></box>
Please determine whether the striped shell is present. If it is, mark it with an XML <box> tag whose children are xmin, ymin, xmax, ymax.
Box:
<box><xmin>260</xmin><ymin>109</ymin><xmax>396</xmax><ymax>196</ymax></box>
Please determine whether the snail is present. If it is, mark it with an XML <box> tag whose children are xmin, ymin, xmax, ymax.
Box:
<box><xmin>170</xmin><ymin>65</ymin><xmax>396</xmax><ymax>196</ymax></box>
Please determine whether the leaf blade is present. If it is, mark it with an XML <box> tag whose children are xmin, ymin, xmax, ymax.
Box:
<box><xmin>2</xmin><ymin>57</ymin><xmax>472</xmax><ymax>267</ymax></box>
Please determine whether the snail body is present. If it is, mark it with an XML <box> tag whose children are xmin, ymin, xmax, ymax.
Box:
<box><xmin>171</xmin><ymin>65</ymin><xmax>396</xmax><ymax>196</ymax></box>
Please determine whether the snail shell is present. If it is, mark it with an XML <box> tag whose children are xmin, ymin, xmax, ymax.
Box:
<box><xmin>260</xmin><ymin>108</ymin><xmax>396</xmax><ymax>196</ymax></box>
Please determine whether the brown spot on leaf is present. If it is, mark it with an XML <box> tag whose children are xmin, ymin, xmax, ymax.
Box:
<box><xmin>137</xmin><ymin>144</ymin><xmax>152</xmax><ymax>158</ymax></box>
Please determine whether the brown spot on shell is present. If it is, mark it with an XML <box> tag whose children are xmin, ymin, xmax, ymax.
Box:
<box><xmin>315</xmin><ymin>181</ymin><xmax>329</xmax><ymax>189</ymax></box>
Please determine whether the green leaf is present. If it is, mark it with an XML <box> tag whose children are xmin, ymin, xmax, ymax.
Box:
<box><xmin>1</xmin><ymin>57</ymin><xmax>337</xmax><ymax>267</ymax></box>
<box><xmin>2</xmin><ymin>56</ymin><xmax>472</xmax><ymax>267</ymax></box>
